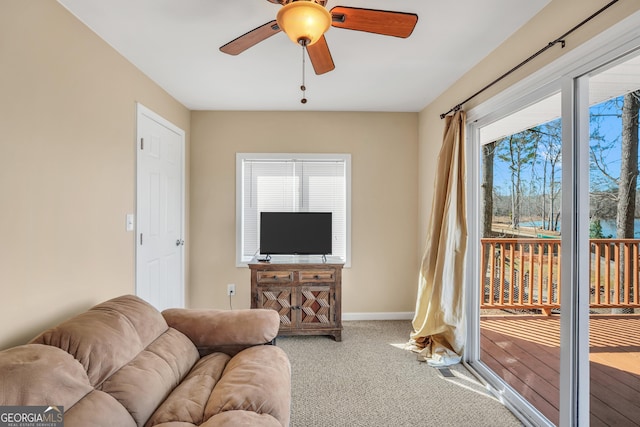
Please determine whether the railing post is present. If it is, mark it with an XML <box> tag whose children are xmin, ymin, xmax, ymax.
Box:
<box><xmin>614</xmin><ymin>243</ymin><xmax>620</xmax><ymax>304</ymax></box>
<box><xmin>480</xmin><ymin>241</ymin><xmax>485</xmax><ymax>305</ymax></box>
<box><xmin>547</xmin><ymin>242</ymin><xmax>554</xmax><ymax>305</ymax></box>
<box><xmin>593</xmin><ymin>242</ymin><xmax>600</xmax><ymax>305</ymax></box>
<box><xmin>632</xmin><ymin>242</ymin><xmax>640</xmax><ymax>305</ymax></box>
<box><xmin>537</xmin><ymin>242</ymin><xmax>544</xmax><ymax>305</ymax></box>
<box><xmin>499</xmin><ymin>242</ymin><xmax>506</xmax><ymax>305</ymax></box>
<box><xmin>518</xmin><ymin>242</ymin><xmax>524</xmax><ymax>305</ymax></box>
<box><xmin>489</xmin><ymin>242</ymin><xmax>496</xmax><ymax>306</ymax></box>
<box><xmin>509</xmin><ymin>243</ymin><xmax>515</xmax><ymax>305</ymax></box>
<box><xmin>605</xmin><ymin>243</ymin><xmax>611</xmax><ymax>305</ymax></box>
<box><xmin>528</xmin><ymin>242</ymin><xmax>534</xmax><ymax>306</ymax></box>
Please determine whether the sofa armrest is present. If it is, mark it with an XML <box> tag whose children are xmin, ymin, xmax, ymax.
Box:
<box><xmin>162</xmin><ymin>308</ymin><xmax>280</xmax><ymax>356</ymax></box>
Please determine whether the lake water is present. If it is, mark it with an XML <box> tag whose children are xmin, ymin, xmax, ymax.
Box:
<box><xmin>524</xmin><ymin>219</ymin><xmax>640</xmax><ymax>238</ymax></box>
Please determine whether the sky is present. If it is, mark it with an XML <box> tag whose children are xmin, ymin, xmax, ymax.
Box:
<box><xmin>489</xmin><ymin>93</ymin><xmax>639</xmax><ymax>234</ymax></box>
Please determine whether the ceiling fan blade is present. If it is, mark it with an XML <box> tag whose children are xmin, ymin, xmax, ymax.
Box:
<box><xmin>267</xmin><ymin>0</ymin><xmax>328</xmax><ymax>4</ymax></box>
<box><xmin>220</xmin><ymin>20</ymin><xmax>281</xmax><ymax>55</ymax></box>
<box><xmin>307</xmin><ymin>35</ymin><xmax>335</xmax><ymax>75</ymax></box>
<box><xmin>330</xmin><ymin>7</ymin><xmax>418</xmax><ymax>38</ymax></box>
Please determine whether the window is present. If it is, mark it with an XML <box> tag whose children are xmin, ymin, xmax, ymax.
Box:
<box><xmin>236</xmin><ymin>153</ymin><xmax>351</xmax><ymax>266</ymax></box>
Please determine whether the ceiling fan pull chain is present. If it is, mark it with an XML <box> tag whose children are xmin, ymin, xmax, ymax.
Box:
<box><xmin>300</xmin><ymin>42</ymin><xmax>307</xmax><ymax>104</ymax></box>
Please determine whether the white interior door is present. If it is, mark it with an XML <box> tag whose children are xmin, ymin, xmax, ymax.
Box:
<box><xmin>136</xmin><ymin>104</ymin><xmax>185</xmax><ymax>311</ymax></box>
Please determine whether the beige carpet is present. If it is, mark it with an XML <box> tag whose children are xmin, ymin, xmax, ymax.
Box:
<box><xmin>278</xmin><ymin>320</ymin><xmax>523</xmax><ymax>427</ymax></box>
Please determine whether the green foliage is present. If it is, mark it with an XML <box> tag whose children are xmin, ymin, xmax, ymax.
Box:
<box><xmin>589</xmin><ymin>219</ymin><xmax>604</xmax><ymax>238</ymax></box>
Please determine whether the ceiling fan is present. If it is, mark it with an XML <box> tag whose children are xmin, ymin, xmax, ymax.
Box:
<box><xmin>219</xmin><ymin>0</ymin><xmax>419</xmax><ymax>75</ymax></box>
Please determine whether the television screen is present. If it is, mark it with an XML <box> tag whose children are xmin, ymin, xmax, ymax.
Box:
<box><xmin>260</xmin><ymin>212</ymin><xmax>332</xmax><ymax>255</ymax></box>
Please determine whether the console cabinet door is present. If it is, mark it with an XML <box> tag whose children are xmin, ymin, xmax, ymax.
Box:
<box><xmin>258</xmin><ymin>286</ymin><xmax>294</xmax><ymax>330</ymax></box>
<box><xmin>299</xmin><ymin>285</ymin><xmax>334</xmax><ymax>328</ymax></box>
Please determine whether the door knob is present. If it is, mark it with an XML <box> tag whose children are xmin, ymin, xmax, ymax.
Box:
<box><xmin>176</xmin><ymin>239</ymin><xmax>185</xmax><ymax>246</ymax></box>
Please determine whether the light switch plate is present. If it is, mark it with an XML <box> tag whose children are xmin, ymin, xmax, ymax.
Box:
<box><xmin>126</xmin><ymin>214</ymin><xmax>135</xmax><ymax>231</ymax></box>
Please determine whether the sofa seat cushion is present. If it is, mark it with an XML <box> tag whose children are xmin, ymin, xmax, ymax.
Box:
<box><xmin>205</xmin><ymin>345</ymin><xmax>291</xmax><ymax>426</ymax></box>
<box><xmin>149</xmin><ymin>412</ymin><xmax>282</xmax><ymax>427</ymax></box>
<box><xmin>202</xmin><ymin>411</ymin><xmax>283</xmax><ymax>427</ymax></box>
<box><xmin>147</xmin><ymin>345</ymin><xmax>290</xmax><ymax>427</ymax></box>
<box><xmin>63</xmin><ymin>390</ymin><xmax>137</xmax><ymax>427</ymax></box>
<box><xmin>146</xmin><ymin>352</ymin><xmax>231</xmax><ymax>426</ymax></box>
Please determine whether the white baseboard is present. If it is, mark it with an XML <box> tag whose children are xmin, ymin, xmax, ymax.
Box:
<box><xmin>343</xmin><ymin>312</ymin><xmax>414</xmax><ymax>321</ymax></box>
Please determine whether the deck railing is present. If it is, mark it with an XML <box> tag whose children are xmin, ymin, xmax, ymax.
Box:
<box><xmin>481</xmin><ymin>238</ymin><xmax>640</xmax><ymax>314</ymax></box>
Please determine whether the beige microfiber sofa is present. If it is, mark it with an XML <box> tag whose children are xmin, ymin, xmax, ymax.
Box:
<box><xmin>0</xmin><ymin>295</ymin><xmax>291</xmax><ymax>427</ymax></box>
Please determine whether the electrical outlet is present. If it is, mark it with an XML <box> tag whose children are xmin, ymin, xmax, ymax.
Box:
<box><xmin>227</xmin><ymin>284</ymin><xmax>236</xmax><ymax>296</ymax></box>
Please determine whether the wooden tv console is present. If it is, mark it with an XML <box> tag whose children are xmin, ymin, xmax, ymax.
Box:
<box><xmin>248</xmin><ymin>257</ymin><xmax>344</xmax><ymax>341</ymax></box>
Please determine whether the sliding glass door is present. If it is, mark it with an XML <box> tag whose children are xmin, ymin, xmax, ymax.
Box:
<box><xmin>466</xmin><ymin>18</ymin><xmax>640</xmax><ymax>426</ymax></box>
<box><xmin>586</xmin><ymin>53</ymin><xmax>640</xmax><ymax>426</ymax></box>
<box><xmin>477</xmin><ymin>93</ymin><xmax>563</xmax><ymax>425</ymax></box>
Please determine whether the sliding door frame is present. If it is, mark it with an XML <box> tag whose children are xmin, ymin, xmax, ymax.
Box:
<box><xmin>558</xmin><ymin>74</ymin><xmax>590</xmax><ymax>427</ymax></box>
<box><xmin>465</xmin><ymin>10</ymin><xmax>640</xmax><ymax>427</ymax></box>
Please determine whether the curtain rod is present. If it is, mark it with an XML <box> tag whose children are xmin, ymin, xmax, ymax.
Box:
<box><xmin>439</xmin><ymin>0</ymin><xmax>620</xmax><ymax>119</ymax></box>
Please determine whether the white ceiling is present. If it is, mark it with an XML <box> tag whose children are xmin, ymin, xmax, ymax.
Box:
<box><xmin>57</xmin><ymin>0</ymin><xmax>550</xmax><ymax>112</ymax></box>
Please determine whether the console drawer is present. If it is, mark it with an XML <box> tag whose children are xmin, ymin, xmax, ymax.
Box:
<box><xmin>256</xmin><ymin>270</ymin><xmax>294</xmax><ymax>283</ymax></box>
<box><xmin>299</xmin><ymin>270</ymin><xmax>335</xmax><ymax>283</ymax></box>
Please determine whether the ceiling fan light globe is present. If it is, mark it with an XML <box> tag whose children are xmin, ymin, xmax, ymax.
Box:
<box><xmin>276</xmin><ymin>1</ymin><xmax>331</xmax><ymax>46</ymax></box>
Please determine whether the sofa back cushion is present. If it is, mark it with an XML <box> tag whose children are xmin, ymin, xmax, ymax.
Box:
<box><xmin>0</xmin><ymin>344</ymin><xmax>93</xmax><ymax>409</ymax></box>
<box><xmin>30</xmin><ymin>295</ymin><xmax>170</xmax><ymax>387</ymax></box>
<box><xmin>98</xmin><ymin>328</ymin><xmax>199</xmax><ymax>426</ymax></box>
<box><xmin>29</xmin><ymin>295</ymin><xmax>201</xmax><ymax>426</ymax></box>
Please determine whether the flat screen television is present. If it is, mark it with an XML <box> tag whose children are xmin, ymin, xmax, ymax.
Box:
<box><xmin>260</xmin><ymin>212</ymin><xmax>332</xmax><ymax>256</ymax></box>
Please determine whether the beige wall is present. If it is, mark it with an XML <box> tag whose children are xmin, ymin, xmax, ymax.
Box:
<box><xmin>417</xmin><ymin>0</ymin><xmax>640</xmax><ymax>245</ymax></box>
<box><xmin>0</xmin><ymin>0</ymin><xmax>190</xmax><ymax>349</ymax></box>
<box><xmin>4</xmin><ymin>0</ymin><xmax>638</xmax><ymax>351</ymax></box>
<box><xmin>190</xmin><ymin>111</ymin><xmax>420</xmax><ymax>315</ymax></box>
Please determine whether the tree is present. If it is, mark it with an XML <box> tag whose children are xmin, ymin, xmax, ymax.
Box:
<box><xmin>616</xmin><ymin>90</ymin><xmax>640</xmax><ymax>238</ymax></box>
<box><xmin>589</xmin><ymin>91</ymin><xmax>640</xmax><ymax>232</ymax></box>
<box><xmin>481</xmin><ymin>141</ymin><xmax>496</xmax><ymax>280</ymax></box>
<box><xmin>481</xmin><ymin>141</ymin><xmax>496</xmax><ymax>238</ymax></box>
<box><xmin>496</xmin><ymin>131</ymin><xmax>539</xmax><ymax>229</ymax></box>
<box><xmin>615</xmin><ymin>90</ymin><xmax>639</xmax><ymax>314</ymax></box>
<box><xmin>530</xmin><ymin>121</ymin><xmax>562</xmax><ymax>231</ymax></box>
<box><xmin>589</xmin><ymin>219</ymin><xmax>607</xmax><ymax>238</ymax></box>
<box><xmin>589</xmin><ymin>98</ymin><xmax>621</xmax><ymax>222</ymax></box>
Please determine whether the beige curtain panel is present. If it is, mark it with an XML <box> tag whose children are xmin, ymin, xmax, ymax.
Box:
<box><xmin>410</xmin><ymin>110</ymin><xmax>467</xmax><ymax>366</ymax></box>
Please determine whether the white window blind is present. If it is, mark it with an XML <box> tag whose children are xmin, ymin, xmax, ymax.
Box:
<box><xmin>236</xmin><ymin>153</ymin><xmax>351</xmax><ymax>265</ymax></box>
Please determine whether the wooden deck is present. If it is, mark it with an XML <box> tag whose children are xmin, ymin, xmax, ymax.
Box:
<box><xmin>480</xmin><ymin>314</ymin><xmax>640</xmax><ymax>426</ymax></box>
